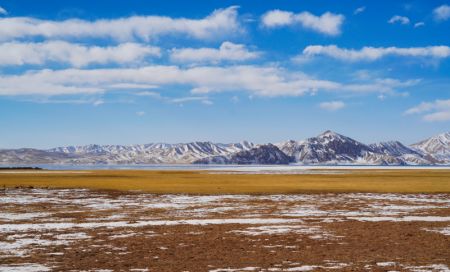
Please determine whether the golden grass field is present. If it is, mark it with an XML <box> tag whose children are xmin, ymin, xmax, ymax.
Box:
<box><xmin>0</xmin><ymin>169</ymin><xmax>450</xmax><ymax>194</ymax></box>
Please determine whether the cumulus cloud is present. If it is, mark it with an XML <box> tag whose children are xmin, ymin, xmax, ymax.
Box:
<box><xmin>0</xmin><ymin>6</ymin><xmax>240</xmax><ymax>42</ymax></box>
<box><xmin>301</xmin><ymin>45</ymin><xmax>450</xmax><ymax>61</ymax></box>
<box><xmin>261</xmin><ymin>10</ymin><xmax>344</xmax><ymax>36</ymax></box>
<box><xmin>405</xmin><ymin>99</ymin><xmax>450</xmax><ymax>121</ymax></box>
<box><xmin>433</xmin><ymin>5</ymin><xmax>450</xmax><ymax>21</ymax></box>
<box><xmin>354</xmin><ymin>7</ymin><xmax>366</xmax><ymax>15</ymax></box>
<box><xmin>0</xmin><ymin>41</ymin><xmax>160</xmax><ymax>67</ymax></box>
<box><xmin>0</xmin><ymin>6</ymin><xmax>7</xmax><ymax>15</ymax></box>
<box><xmin>261</xmin><ymin>10</ymin><xmax>293</xmax><ymax>27</ymax></box>
<box><xmin>319</xmin><ymin>101</ymin><xmax>345</xmax><ymax>111</ymax></box>
<box><xmin>170</xmin><ymin>41</ymin><xmax>260</xmax><ymax>63</ymax></box>
<box><xmin>136</xmin><ymin>111</ymin><xmax>146</xmax><ymax>116</ymax></box>
<box><xmin>388</xmin><ymin>15</ymin><xmax>410</xmax><ymax>25</ymax></box>
<box><xmin>0</xmin><ymin>65</ymin><xmax>417</xmax><ymax>99</ymax></box>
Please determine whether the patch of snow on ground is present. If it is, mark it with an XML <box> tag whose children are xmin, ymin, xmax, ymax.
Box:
<box><xmin>230</xmin><ymin>225</ymin><xmax>328</xmax><ymax>238</ymax></box>
<box><xmin>281</xmin><ymin>205</ymin><xmax>329</xmax><ymax>217</ymax></box>
<box><xmin>0</xmin><ymin>237</ymin><xmax>69</xmax><ymax>257</ymax></box>
<box><xmin>405</xmin><ymin>264</ymin><xmax>450</xmax><ymax>272</ymax></box>
<box><xmin>0</xmin><ymin>218</ymin><xmax>305</xmax><ymax>233</ymax></box>
<box><xmin>0</xmin><ymin>263</ymin><xmax>50</xmax><ymax>272</ymax></box>
<box><xmin>55</xmin><ymin>232</ymin><xmax>91</xmax><ymax>240</ymax></box>
<box><xmin>349</xmin><ymin>216</ymin><xmax>450</xmax><ymax>222</ymax></box>
<box><xmin>423</xmin><ymin>227</ymin><xmax>450</xmax><ymax>236</ymax></box>
<box><xmin>0</xmin><ymin>213</ymin><xmax>52</xmax><ymax>221</ymax></box>
<box><xmin>377</xmin><ymin>262</ymin><xmax>396</xmax><ymax>267</ymax></box>
<box><xmin>209</xmin><ymin>267</ymin><xmax>259</xmax><ymax>272</ymax></box>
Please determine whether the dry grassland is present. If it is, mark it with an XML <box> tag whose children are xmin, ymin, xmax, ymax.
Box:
<box><xmin>0</xmin><ymin>169</ymin><xmax>449</xmax><ymax>194</ymax></box>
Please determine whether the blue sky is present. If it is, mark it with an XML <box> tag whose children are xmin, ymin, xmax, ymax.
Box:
<box><xmin>0</xmin><ymin>0</ymin><xmax>449</xmax><ymax>148</ymax></box>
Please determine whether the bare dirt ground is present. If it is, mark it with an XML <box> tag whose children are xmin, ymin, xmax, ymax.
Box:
<box><xmin>0</xmin><ymin>188</ymin><xmax>449</xmax><ymax>271</ymax></box>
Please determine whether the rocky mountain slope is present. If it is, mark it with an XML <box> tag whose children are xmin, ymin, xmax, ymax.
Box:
<box><xmin>0</xmin><ymin>131</ymin><xmax>449</xmax><ymax>165</ymax></box>
<box><xmin>411</xmin><ymin>132</ymin><xmax>450</xmax><ymax>163</ymax></box>
<box><xmin>277</xmin><ymin>130</ymin><xmax>374</xmax><ymax>164</ymax></box>
<box><xmin>194</xmin><ymin>144</ymin><xmax>293</xmax><ymax>164</ymax></box>
<box><xmin>45</xmin><ymin>141</ymin><xmax>255</xmax><ymax>164</ymax></box>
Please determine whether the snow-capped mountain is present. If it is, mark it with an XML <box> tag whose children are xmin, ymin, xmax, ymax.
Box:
<box><xmin>411</xmin><ymin>132</ymin><xmax>450</xmax><ymax>163</ymax></box>
<box><xmin>276</xmin><ymin>131</ymin><xmax>437</xmax><ymax>165</ymax></box>
<box><xmin>368</xmin><ymin>141</ymin><xmax>432</xmax><ymax>165</ymax></box>
<box><xmin>369</xmin><ymin>141</ymin><xmax>419</xmax><ymax>157</ymax></box>
<box><xmin>44</xmin><ymin>141</ymin><xmax>255</xmax><ymax>164</ymax></box>
<box><xmin>0</xmin><ymin>148</ymin><xmax>73</xmax><ymax>164</ymax></box>
<box><xmin>277</xmin><ymin>130</ymin><xmax>376</xmax><ymax>164</ymax></box>
<box><xmin>194</xmin><ymin>144</ymin><xmax>293</xmax><ymax>164</ymax></box>
<box><xmin>1</xmin><ymin>131</ymin><xmax>449</xmax><ymax>165</ymax></box>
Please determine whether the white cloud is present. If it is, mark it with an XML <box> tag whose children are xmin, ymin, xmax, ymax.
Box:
<box><xmin>0</xmin><ymin>6</ymin><xmax>7</xmax><ymax>15</ymax></box>
<box><xmin>170</xmin><ymin>42</ymin><xmax>260</xmax><ymax>64</ymax></box>
<box><xmin>170</xmin><ymin>96</ymin><xmax>212</xmax><ymax>105</ymax></box>
<box><xmin>388</xmin><ymin>15</ymin><xmax>410</xmax><ymax>25</ymax></box>
<box><xmin>354</xmin><ymin>7</ymin><xmax>366</xmax><ymax>15</ymax></box>
<box><xmin>344</xmin><ymin>78</ymin><xmax>418</xmax><ymax>94</ymax></box>
<box><xmin>319</xmin><ymin>100</ymin><xmax>345</xmax><ymax>111</ymax></box>
<box><xmin>109</xmin><ymin>83</ymin><xmax>159</xmax><ymax>90</ymax></box>
<box><xmin>0</xmin><ymin>65</ymin><xmax>416</xmax><ymax>98</ymax></box>
<box><xmin>261</xmin><ymin>10</ymin><xmax>344</xmax><ymax>36</ymax></box>
<box><xmin>190</xmin><ymin>87</ymin><xmax>212</xmax><ymax>94</ymax></box>
<box><xmin>433</xmin><ymin>5</ymin><xmax>450</xmax><ymax>21</ymax></box>
<box><xmin>0</xmin><ymin>41</ymin><xmax>160</xmax><ymax>67</ymax></box>
<box><xmin>302</xmin><ymin>45</ymin><xmax>450</xmax><ymax>61</ymax></box>
<box><xmin>423</xmin><ymin>111</ymin><xmax>450</xmax><ymax>122</ymax></box>
<box><xmin>0</xmin><ymin>6</ymin><xmax>240</xmax><ymax>42</ymax></box>
<box><xmin>405</xmin><ymin>99</ymin><xmax>450</xmax><ymax>122</ymax></box>
<box><xmin>414</xmin><ymin>22</ymin><xmax>425</xmax><ymax>28</ymax></box>
<box><xmin>134</xmin><ymin>91</ymin><xmax>161</xmax><ymax>98</ymax></box>
<box><xmin>201</xmin><ymin>99</ymin><xmax>213</xmax><ymax>105</ymax></box>
<box><xmin>93</xmin><ymin>100</ymin><xmax>104</xmax><ymax>106</ymax></box>
<box><xmin>261</xmin><ymin>10</ymin><xmax>293</xmax><ymax>27</ymax></box>
<box><xmin>0</xmin><ymin>65</ymin><xmax>336</xmax><ymax>97</ymax></box>
<box><xmin>136</xmin><ymin>111</ymin><xmax>146</xmax><ymax>116</ymax></box>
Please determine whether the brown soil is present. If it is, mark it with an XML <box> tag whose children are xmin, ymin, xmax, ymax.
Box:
<box><xmin>0</xmin><ymin>189</ymin><xmax>449</xmax><ymax>271</ymax></box>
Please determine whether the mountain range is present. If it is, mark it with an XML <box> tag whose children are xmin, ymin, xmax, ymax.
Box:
<box><xmin>1</xmin><ymin>131</ymin><xmax>449</xmax><ymax>165</ymax></box>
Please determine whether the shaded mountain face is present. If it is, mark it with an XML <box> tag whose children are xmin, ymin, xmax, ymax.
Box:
<box><xmin>0</xmin><ymin>131</ymin><xmax>449</xmax><ymax>165</ymax></box>
<box><xmin>369</xmin><ymin>141</ymin><xmax>420</xmax><ymax>157</ymax></box>
<box><xmin>194</xmin><ymin>144</ymin><xmax>293</xmax><ymax>165</ymax></box>
<box><xmin>411</xmin><ymin>132</ymin><xmax>450</xmax><ymax>163</ymax></box>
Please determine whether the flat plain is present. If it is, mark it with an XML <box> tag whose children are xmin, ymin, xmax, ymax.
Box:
<box><xmin>0</xmin><ymin>169</ymin><xmax>449</xmax><ymax>271</ymax></box>
<box><xmin>0</xmin><ymin>169</ymin><xmax>450</xmax><ymax>193</ymax></box>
